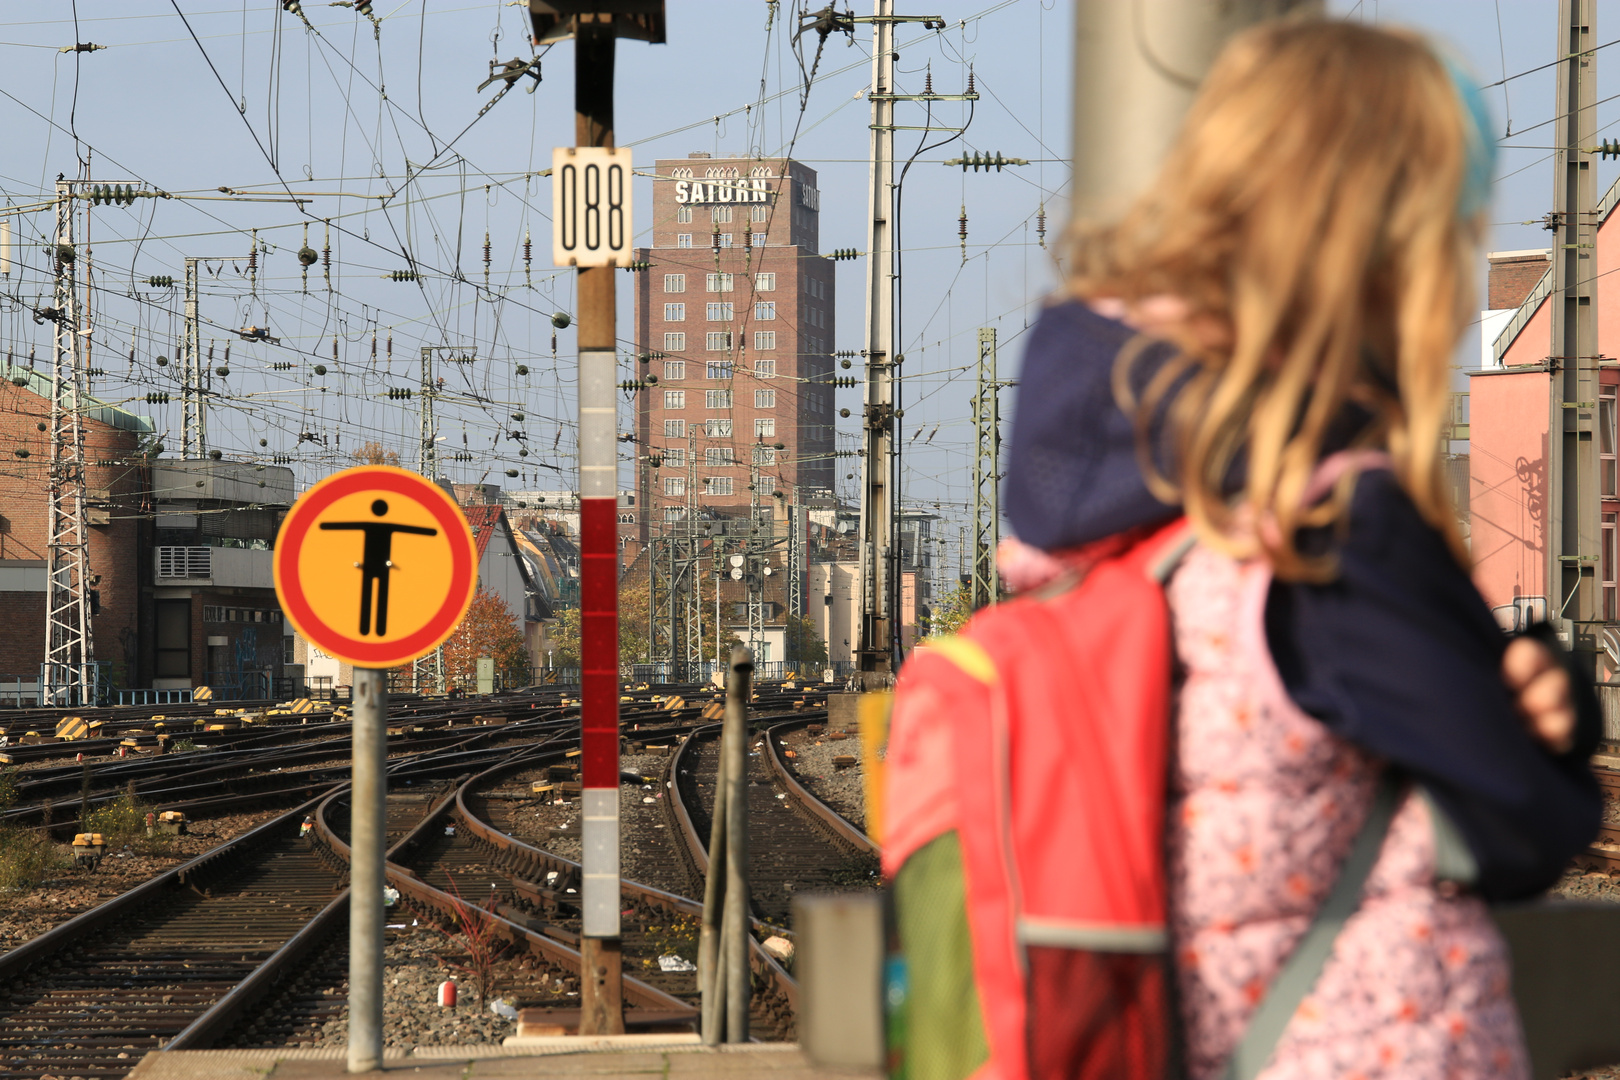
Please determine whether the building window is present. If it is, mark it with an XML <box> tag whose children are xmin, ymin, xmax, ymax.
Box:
<box><xmin>704</xmin><ymin>419</ymin><xmax>733</xmax><ymax>437</ymax></box>
<box><xmin>1604</xmin><ymin>388</ymin><xmax>1617</xmax><ymax>497</ymax></box>
<box><xmin>664</xmin><ymin>419</ymin><xmax>686</xmax><ymax>438</ymax></box>
<box><xmin>718</xmin><ymin>233</ymin><xmax>733</xmax><ymax>248</ymax></box>
<box><xmin>755</xmin><ymin>301</ymin><xmax>776</xmax><ymax>321</ymax></box>
<box><xmin>755</xmin><ymin>418</ymin><xmax>776</xmax><ymax>438</ymax></box>
<box><xmin>706</xmin><ymin>389</ymin><xmax>733</xmax><ymax>409</ymax></box>
<box><xmin>756</xmin><ymin>272</ymin><xmax>775</xmax><ymax>292</ymax></box>
<box><xmin>664</xmin><ymin>507</ymin><xmax>687</xmax><ymax>522</ymax></box>
<box><xmin>664</xmin><ymin>303</ymin><xmax>686</xmax><ymax>322</ymax></box>
<box><xmin>755</xmin><ymin>389</ymin><xmax>776</xmax><ymax>409</ymax></box>
<box><xmin>706</xmin><ymin>302</ymin><xmax>734</xmax><ymax>321</ymax></box>
<box><xmin>704</xmin><ymin>476</ymin><xmax>734</xmax><ymax>496</ymax></box>
<box><xmin>753</xmin><ymin>444</ymin><xmax>776</xmax><ymax>465</ymax></box>
<box><xmin>664</xmin><ymin>477</ymin><xmax>686</xmax><ymax>496</ymax></box>
<box><xmin>705</xmin><ymin>331</ymin><xmax>732</xmax><ymax>352</ymax></box>
<box><xmin>706</xmin><ymin>273</ymin><xmax>734</xmax><ymax>293</ymax></box>
<box><xmin>664</xmin><ymin>273</ymin><xmax>686</xmax><ymax>293</ymax></box>
<box><xmin>155</xmin><ymin>599</ymin><xmax>190</xmax><ymax>679</ymax></box>
<box><xmin>677</xmin><ymin>234</ymin><xmax>692</xmax><ymax>248</ymax></box>
<box><xmin>1606</xmin><ymin>512</ymin><xmax>1618</xmax><ymax>621</ymax></box>
<box><xmin>665</xmin><ymin>447</ymin><xmax>686</xmax><ymax>468</ymax></box>
<box><xmin>663</xmin><ymin>332</ymin><xmax>686</xmax><ymax>351</ymax></box>
<box><xmin>706</xmin><ymin>360</ymin><xmax>733</xmax><ymax>380</ymax></box>
<box><xmin>662</xmin><ymin>360</ymin><xmax>686</xmax><ymax>381</ymax></box>
<box><xmin>751</xmin><ymin>205</ymin><xmax>768</xmax><ymax>223</ymax></box>
<box><xmin>676</xmin><ymin>207</ymin><xmax>692</xmax><ymax>224</ymax></box>
<box><xmin>755</xmin><ymin>357</ymin><xmax>776</xmax><ymax>377</ymax></box>
<box><xmin>712</xmin><ymin>206</ymin><xmax>732</xmax><ymax>223</ymax></box>
<box><xmin>664</xmin><ymin>390</ymin><xmax>686</xmax><ymax>410</ymax></box>
<box><xmin>705</xmin><ymin>447</ymin><xmax>735</xmax><ymax>467</ymax></box>
<box><xmin>750</xmin><ymin>233</ymin><xmax>765</xmax><ymax>248</ymax></box>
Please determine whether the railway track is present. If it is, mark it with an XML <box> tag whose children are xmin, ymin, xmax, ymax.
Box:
<box><xmin>0</xmin><ymin>683</ymin><xmax>857</xmax><ymax>1059</ymax></box>
<box><xmin>670</xmin><ymin>716</ymin><xmax>879</xmax><ymax>926</ymax></box>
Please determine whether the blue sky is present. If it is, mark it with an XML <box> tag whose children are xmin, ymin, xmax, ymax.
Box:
<box><xmin>0</xmin><ymin>2</ymin><xmax>1597</xmax><ymax>578</ymax></box>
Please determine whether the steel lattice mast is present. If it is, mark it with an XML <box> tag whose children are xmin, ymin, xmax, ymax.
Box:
<box><xmin>970</xmin><ymin>328</ymin><xmax>999</xmax><ymax>610</ymax></box>
<box><xmin>42</xmin><ymin>178</ymin><xmax>95</xmax><ymax>706</ymax></box>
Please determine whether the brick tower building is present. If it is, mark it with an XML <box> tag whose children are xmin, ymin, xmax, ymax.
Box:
<box><xmin>633</xmin><ymin>155</ymin><xmax>837</xmax><ymax>542</ymax></box>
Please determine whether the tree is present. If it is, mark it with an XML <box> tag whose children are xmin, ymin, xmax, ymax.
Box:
<box><xmin>443</xmin><ymin>589</ymin><xmax>528</xmax><ymax>685</ymax></box>
<box><xmin>921</xmin><ymin>582</ymin><xmax>974</xmax><ymax>639</ymax></box>
<box><xmin>545</xmin><ymin>580</ymin><xmax>740</xmax><ymax>672</ymax></box>
<box><xmin>351</xmin><ymin>441</ymin><xmax>400</xmax><ymax>467</ymax></box>
<box><xmin>784</xmin><ymin>613</ymin><xmax>828</xmax><ymax>666</ymax></box>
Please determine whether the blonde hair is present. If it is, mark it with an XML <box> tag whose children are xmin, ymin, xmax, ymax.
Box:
<box><xmin>1069</xmin><ymin>20</ymin><xmax>1478</xmax><ymax>580</ymax></box>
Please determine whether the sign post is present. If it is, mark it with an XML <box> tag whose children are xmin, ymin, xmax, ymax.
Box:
<box><xmin>273</xmin><ymin>465</ymin><xmax>476</xmax><ymax>1073</ymax></box>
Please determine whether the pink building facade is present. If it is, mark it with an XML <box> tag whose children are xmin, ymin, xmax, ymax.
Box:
<box><xmin>1472</xmin><ymin>179</ymin><xmax>1620</xmax><ymax>643</ymax></box>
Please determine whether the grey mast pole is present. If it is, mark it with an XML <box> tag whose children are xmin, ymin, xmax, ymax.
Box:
<box><xmin>347</xmin><ymin>667</ymin><xmax>387</xmax><ymax>1073</ymax></box>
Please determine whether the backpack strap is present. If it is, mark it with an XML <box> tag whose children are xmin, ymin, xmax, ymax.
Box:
<box><xmin>1221</xmin><ymin>771</ymin><xmax>1402</xmax><ymax>1080</ymax></box>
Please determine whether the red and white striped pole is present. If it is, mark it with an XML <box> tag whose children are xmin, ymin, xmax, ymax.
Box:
<box><xmin>573</xmin><ymin>18</ymin><xmax>624</xmax><ymax>1036</ymax></box>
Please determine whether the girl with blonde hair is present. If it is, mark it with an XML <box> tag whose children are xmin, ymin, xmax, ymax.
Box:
<box><xmin>1002</xmin><ymin>19</ymin><xmax>1599</xmax><ymax>1079</ymax></box>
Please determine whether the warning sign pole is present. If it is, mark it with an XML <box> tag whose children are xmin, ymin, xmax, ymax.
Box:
<box><xmin>574</xmin><ymin>16</ymin><xmax>625</xmax><ymax>1035</ymax></box>
<box><xmin>347</xmin><ymin>667</ymin><xmax>387</xmax><ymax>1073</ymax></box>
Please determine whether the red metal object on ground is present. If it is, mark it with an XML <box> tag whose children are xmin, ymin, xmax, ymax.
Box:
<box><xmin>438</xmin><ymin>980</ymin><xmax>457</xmax><ymax>1008</ymax></box>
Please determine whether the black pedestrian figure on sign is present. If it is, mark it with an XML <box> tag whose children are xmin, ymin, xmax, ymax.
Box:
<box><xmin>319</xmin><ymin>499</ymin><xmax>437</xmax><ymax>636</ymax></box>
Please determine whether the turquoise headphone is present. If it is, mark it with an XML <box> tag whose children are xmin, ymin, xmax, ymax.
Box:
<box><xmin>1445</xmin><ymin>55</ymin><xmax>1497</xmax><ymax>220</ymax></box>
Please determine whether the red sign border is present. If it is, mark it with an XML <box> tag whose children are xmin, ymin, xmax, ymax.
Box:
<box><xmin>274</xmin><ymin>466</ymin><xmax>477</xmax><ymax>669</ymax></box>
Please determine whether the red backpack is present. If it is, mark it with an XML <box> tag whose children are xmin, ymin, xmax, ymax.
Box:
<box><xmin>882</xmin><ymin>519</ymin><xmax>1192</xmax><ymax>1080</ymax></box>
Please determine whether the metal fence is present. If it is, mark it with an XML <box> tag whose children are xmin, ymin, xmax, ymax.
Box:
<box><xmin>113</xmin><ymin>688</ymin><xmax>195</xmax><ymax>707</ymax></box>
<box><xmin>0</xmin><ymin>676</ymin><xmax>39</xmax><ymax>708</ymax></box>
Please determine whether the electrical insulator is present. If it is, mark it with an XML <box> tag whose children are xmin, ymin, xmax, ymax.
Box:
<box><xmin>958</xmin><ymin>205</ymin><xmax>968</xmax><ymax>263</ymax></box>
<box><xmin>516</xmin><ymin>364</ymin><xmax>529</xmax><ymax>376</ymax></box>
<box><xmin>146</xmin><ymin>275</ymin><xmax>174</xmax><ymax>288</ymax></box>
<box><xmin>386</xmin><ymin>332</ymin><xmax>392</xmax><ymax>362</ymax></box>
<box><xmin>1600</xmin><ymin>139</ymin><xmax>1620</xmax><ymax>159</ymax></box>
<box><xmin>624</xmin><ymin>260</ymin><xmax>652</xmax><ymax>271</ymax></box>
<box><xmin>145</xmin><ymin>392</ymin><xmax>169</xmax><ymax>404</ymax></box>
<box><xmin>924</xmin><ymin>69</ymin><xmax>934</xmax><ymax>95</ymax></box>
<box><xmin>282</xmin><ymin>0</ymin><xmax>303</xmax><ymax>14</ymax></box>
<box><xmin>271</xmin><ymin>361</ymin><xmax>295</xmax><ymax>371</ymax></box>
<box><xmin>371</xmin><ymin>332</ymin><xmax>377</xmax><ymax>360</ymax></box>
<box><xmin>322</xmin><ymin>220</ymin><xmax>331</xmax><ymax>288</ymax></box>
<box><xmin>505</xmin><ymin>469</ymin><xmax>519</xmax><ymax>478</ymax></box>
<box><xmin>519</xmin><ymin>449</ymin><xmax>529</xmax><ymax>457</ymax></box>
<box><xmin>840</xmin><ymin>407</ymin><xmax>850</xmax><ymax>418</ymax></box>
<box><xmin>966</xmin><ymin>67</ymin><xmax>976</xmax><ymax>95</ymax></box>
<box><xmin>223</xmin><ymin>344</ymin><xmax>230</xmax><ymax>365</ymax></box>
<box><xmin>85</xmin><ymin>367</ymin><xmax>106</xmax><ymax>377</ymax></box>
<box><xmin>387</xmin><ymin>387</ymin><xmax>413</xmax><ymax>400</ymax></box>
<box><xmin>156</xmin><ymin>355</ymin><xmax>169</xmax><ymax>367</ymax></box>
<box><xmin>332</xmin><ymin>337</ymin><xmax>338</xmax><ymax>360</ymax></box>
<box><xmin>1036</xmin><ymin>203</ymin><xmax>1046</xmax><ymax>249</ymax></box>
<box><xmin>388</xmin><ymin>269</ymin><xmax>419</xmax><ymax>282</ymax></box>
<box><xmin>272</xmin><ymin>453</ymin><xmax>292</xmax><ymax>464</ymax></box>
<box><xmin>483</xmin><ymin>230</ymin><xmax>491</xmax><ymax>285</ymax></box>
<box><xmin>712</xmin><ymin>229</ymin><xmax>722</xmax><ymax>252</ymax></box>
<box><xmin>314</xmin><ymin>364</ymin><xmax>327</xmax><ymax>376</ymax></box>
<box><xmin>215</xmin><ymin>366</ymin><xmax>230</xmax><ymax>377</ymax></box>
<box><xmin>512</xmin><ymin>412</ymin><xmax>525</xmax><ymax>421</ymax></box>
<box><xmin>833</xmin><ymin>376</ymin><xmax>857</xmax><ymax>389</ymax></box>
<box><xmin>551</xmin><ymin>312</ymin><xmax>571</xmax><ymax>329</ymax></box>
<box><xmin>247</xmin><ymin>243</ymin><xmax>257</xmax><ymax>275</ymax></box>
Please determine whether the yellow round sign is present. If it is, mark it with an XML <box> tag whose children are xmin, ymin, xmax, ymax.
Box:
<box><xmin>274</xmin><ymin>466</ymin><xmax>477</xmax><ymax>669</ymax></box>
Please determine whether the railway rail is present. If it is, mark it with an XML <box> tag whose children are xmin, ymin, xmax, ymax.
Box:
<box><xmin>0</xmin><ymin>682</ymin><xmax>862</xmax><ymax>1064</ymax></box>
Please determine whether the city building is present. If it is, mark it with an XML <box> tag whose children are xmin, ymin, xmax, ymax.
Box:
<box><xmin>632</xmin><ymin>154</ymin><xmax>838</xmax><ymax>549</ymax></box>
<box><xmin>148</xmin><ymin>458</ymin><xmax>297</xmax><ymax>697</ymax></box>
<box><xmin>1471</xmin><ymin>177</ymin><xmax>1620</xmax><ymax>665</ymax></box>
<box><xmin>0</xmin><ymin>368</ymin><xmax>152</xmax><ymax>702</ymax></box>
